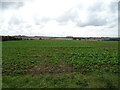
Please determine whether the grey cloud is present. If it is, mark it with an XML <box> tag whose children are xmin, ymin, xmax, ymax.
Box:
<box><xmin>57</xmin><ymin>9</ymin><xmax>108</xmax><ymax>27</ymax></box>
<box><xmin>88</xmin><ymin>1</ymin><xmax>117</xmax><ymax>13</ymax></box>
<box><xmin>88</xmin><ymin>1</ymin><xmax>104</xmax><ymax>12</ymax></box>
<box><xmin>25</xmin><ymin>25</ymin><xmax>32</xmax><ymax>29</ymax></box>
<box><xmin>8</xmin><ymin>15</ymin><xmax>22</xmax><ymax>25</ymax></box>
<box><xmin>0</xmin><ymin>0</ymin><xmax>118</xmax><ymax>37</ymax></box>
<box><xmin>34</xmin><ymin>17</ymin><xmax>52</xmax><ymax>25</ymax></box>
<box><xmin>0</xmin><ymin>2</ymin><xmax>24</xmax><ymax>10</ymax></box>
<box><xmin>109</xmin><ymin>2</ymin><xmax>118</xmax><ymax>13</ymax></box>
<box><xmin>77</xmin><ymin>13</ymin><xmax>108</xmax><ymax>27</ymax></box>
<box><xmin>56</xmin><ymin>1</ymin><xmax>117</xmax><ymax>27</ymax></box>
<box><xmin>57</xmin><ymin>9</ymin><xmax>79</xmax><ymax>24</ymax></box>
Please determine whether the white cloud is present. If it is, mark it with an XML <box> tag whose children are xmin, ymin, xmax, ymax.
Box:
<box><xmin>0</xmin><ymin>0</ymin><xmax>118</xmax><ymax>37</ymax></box>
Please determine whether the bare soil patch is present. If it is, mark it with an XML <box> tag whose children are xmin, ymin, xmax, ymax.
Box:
<box><xmin>99</xmin><ymin>45</ymin><xmax>119</xmax><ymax>48</ymax></box>
<box><xmin>82</xmin><ymin>43</ymin><xmax>119</xmax><ymax>48</ymax></box>
<box><xmin>31</xmin><ymin>63</ymin><xmax>79</xmax><ymax>76</ymax></box>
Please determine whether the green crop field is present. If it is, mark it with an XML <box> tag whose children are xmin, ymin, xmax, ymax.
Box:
<box><xmin>2</xmin><ymin>40</ymin><xmax>119</xmax><ymax>88</ymax></box>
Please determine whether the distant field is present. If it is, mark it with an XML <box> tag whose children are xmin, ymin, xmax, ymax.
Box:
<box><xmin>2</xmin><ymin>40</ymin><xmax>119</xmax><ymax>88</ymax></box>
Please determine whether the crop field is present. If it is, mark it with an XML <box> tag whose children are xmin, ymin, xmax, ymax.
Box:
<box><xmin>2</xmin><ymin>40</ymin><xmax>119</xmax><ymax>88</ymax></box>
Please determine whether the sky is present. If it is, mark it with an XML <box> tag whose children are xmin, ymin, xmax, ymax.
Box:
<box><xmin>0</xmin><ymin>0</ymin><xmax>119</xmax><ymax>37</ymax></box>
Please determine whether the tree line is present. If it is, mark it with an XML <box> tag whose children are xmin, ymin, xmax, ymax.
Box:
<box><xmin>2</xmin><ymin>36</ymin><xmax>22</xmax><ymax>41</ymax></box>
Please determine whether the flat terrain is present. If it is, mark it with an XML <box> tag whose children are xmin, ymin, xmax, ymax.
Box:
<box><xmin>2</xmin><ymin>40</ymin><xmax>119</xmax><ymax>88</ymax></box>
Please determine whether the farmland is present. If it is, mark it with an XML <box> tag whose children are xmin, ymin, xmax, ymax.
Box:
<box><xmin>2</xmin><ymin>40</ymin><xmax>119</xmax><ymax>88</ymax></box>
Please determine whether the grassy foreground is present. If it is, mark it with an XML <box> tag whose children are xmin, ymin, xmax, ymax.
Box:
<box><xmin>3</xmin><ymin>73</ymin><xmax>119</xmax><ymax>88</ymax></box>
<box><xmin>2</xmin><ymin>40</ymin><xmax>119</xmax><ymax>88</ymax></box>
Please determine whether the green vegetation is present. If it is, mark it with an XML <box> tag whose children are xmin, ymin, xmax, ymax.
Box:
<box><xmin>2</xmin><ymin>73</ymin><xmax>119</xmax><ymax>88</ymax></box>
<box><xmin>2</xmin><ymin>40</ymin><xmax>119</xmax><ymax>88</ymax></box>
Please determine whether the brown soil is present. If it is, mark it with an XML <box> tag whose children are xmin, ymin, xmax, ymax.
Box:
<box><xmin>99</xmin><ymin>45</ymin><xmax>119</xmax><ymax>48</ymax></box>
<box><xmin>31</xmin><ymin>62</ymin><xmax>79</xmax><ymax>76</ymax></box>
<box><xmin>82</xmin><ymin>43</ymin><xmax>119</xmax><ymax>48</ymax></box>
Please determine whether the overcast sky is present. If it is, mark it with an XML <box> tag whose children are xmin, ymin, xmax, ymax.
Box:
<box><xmin>0</xmin><ymin>0</ymin><xmax>119</xmax><ymax>37</ymax></box>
